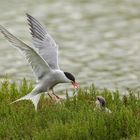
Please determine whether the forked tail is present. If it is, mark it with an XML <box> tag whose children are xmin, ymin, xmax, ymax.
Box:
<box><xmin>11</xmin><ymin>91</ymin><xmax>41</xmax><ymax>111</ymax></box>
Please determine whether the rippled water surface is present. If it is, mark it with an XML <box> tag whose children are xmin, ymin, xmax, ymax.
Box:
<box><xmin>0</xmin><ymin>0</ymin><xmax>140</xmax><ymax>91</ymax></box>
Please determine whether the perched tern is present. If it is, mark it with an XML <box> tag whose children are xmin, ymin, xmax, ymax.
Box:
<box><xmin>95</xmin><ymin>96</ymin><xmax>112</xmax><ymax>113</ymax></box>
<box><xmin>0</xmin><ymin>14</ymin><xmax>78</xmax><ymax>110</ymax></box>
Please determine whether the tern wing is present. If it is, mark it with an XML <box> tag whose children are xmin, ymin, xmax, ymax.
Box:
<box><xmin>26</xmin><ymin>14</ymin><xmax>60</xmax><ymax>70</ymax></box>
<box><xmin>0</xmin><ymin>25</ymin><xmax>51</xmax><ymax>80</ymax></box>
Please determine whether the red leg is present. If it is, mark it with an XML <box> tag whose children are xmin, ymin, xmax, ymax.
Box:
<box><xmin>48</xmin><ymin>90</ymin><xmax>62</xmax><ymax>101</ymax></box>
<box><xmin>52</xmin><ymin>89</ymin><xmax>62</xmax><ymax>100</ymax></box>
<box><xmin>48</xmin><ymin>92</ymin><xmax>53</xmax><ymax>99</ymax></box>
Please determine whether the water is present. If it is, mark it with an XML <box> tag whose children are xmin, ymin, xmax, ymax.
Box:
<box><xmin>0</xmin><ymin>0</ymin><xmax>140</xmax><ymax>91</ymax></box>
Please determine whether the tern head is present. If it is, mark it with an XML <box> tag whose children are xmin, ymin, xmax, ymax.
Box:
<box><xmin>95</xmin><ymin>96</ymin><xmax>112</xmax><ymax>113</ymax></box>
<box><xmin>96</xmin><ymin>96</ymin><xmax>106</xmax><ymax>108</ymax></box>
<box><xmin>64</xmin><ymin>72</ymin><xmax>78</xmax><ymax>89</ymax></box>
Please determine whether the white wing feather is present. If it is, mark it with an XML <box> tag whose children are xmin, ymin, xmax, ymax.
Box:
<box><xmin>0</xmin><ymin>25</ymin><xmax>51</xmax><ymax>80</ymax></box>
<box><xmin>27</xmin><ymin>14</ymin><xmax>60</xmax><ymax>70</ymax></box>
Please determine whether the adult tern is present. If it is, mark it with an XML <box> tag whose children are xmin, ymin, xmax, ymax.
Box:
<box><xmin>0</xmin><ymin>14</ymin><xmax>78</xmax><ymax>110</ymax></box>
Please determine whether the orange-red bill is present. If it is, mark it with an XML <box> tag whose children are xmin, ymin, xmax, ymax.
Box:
<box><xmin>72</xmin><ymin>81</ymin><xmax>79</xmax><ymax>89</ymax></box>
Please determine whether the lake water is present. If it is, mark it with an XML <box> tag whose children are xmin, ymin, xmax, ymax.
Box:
<box><xmin>0</xmin><ymin>0</ymin><xmax>140</xmax><ymax>91</ymax></box>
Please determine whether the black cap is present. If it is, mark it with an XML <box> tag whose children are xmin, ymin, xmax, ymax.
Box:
<box><xmin>64</xmin><ymin>72</ymin><xmax>75</xmax><ymax>82</ymax></box>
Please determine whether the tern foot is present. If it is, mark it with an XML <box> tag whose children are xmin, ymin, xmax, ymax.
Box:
<box><xmin>54</xmin><ymin>97</ymin><xmax>64</xmax><ymax>103</ymax></box>
<box><xmin>48</xmin><ymin>93</ymin><xmax>64</xmax><ymax>103</ymax></box>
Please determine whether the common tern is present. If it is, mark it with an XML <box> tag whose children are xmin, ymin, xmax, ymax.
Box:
<box><xmin>0</xmin><ymin>14</ymin><xmax>78</xmax><ymax>110</ymax></box>
<box><xmin>95</xmin><ymin>96</ymin><xmax>112</xmax><ymax>113</ymax></box>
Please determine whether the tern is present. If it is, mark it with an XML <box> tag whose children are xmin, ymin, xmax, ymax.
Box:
<box><xmin>95</xmin><ymin>96</ymin><xmax>112</xmax><ymax>113</ymax></box>
<box><xmin>0</xmin><ymin>14</ymin><xmax>78</xmax><ymax>110</ymax></box>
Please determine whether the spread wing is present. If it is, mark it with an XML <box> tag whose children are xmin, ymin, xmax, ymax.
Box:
<box><xmin>0</xmin><ymin>25</ymin><xmax>51</xmax><ymax>80</ymax></box>
<box><xmin>26</xmin><ymin>14</ymin><xmax>60</xmax><ymax>70</ymax></box>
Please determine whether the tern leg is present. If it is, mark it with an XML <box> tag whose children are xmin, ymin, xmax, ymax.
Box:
<box><xmin>52</xmin><ymin>89</ymin><xmax>62</xmax><ymax>100</ymax></box>
<box><xmin>48</xmin><ymin>92</ymin><xmax>53</xmax><ymax>99</ymax></box>
<box><xmin>48</xmin><ymin>90</ymin><xmax>63</xmax><ymax>102</ymax></box>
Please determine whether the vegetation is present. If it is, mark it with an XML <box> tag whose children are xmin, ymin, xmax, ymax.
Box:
<box><xmin>0</xmin><ymin>79</ymin><xmax>140</xmax><ymax>140</ymax></box>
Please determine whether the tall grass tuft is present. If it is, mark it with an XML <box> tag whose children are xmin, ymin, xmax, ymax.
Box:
<box><xmin>0</xmin><ymin>80</ymin><xmax>139</xmax><ymax>140</ymax></box>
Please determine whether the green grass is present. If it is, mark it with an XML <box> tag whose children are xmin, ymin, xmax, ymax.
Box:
<box><xmin>0</xmin><ymin>79</ymin><xmax>140</xmax><ymax>140</ymax></box>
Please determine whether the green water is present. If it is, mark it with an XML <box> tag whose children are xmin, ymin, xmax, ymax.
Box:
<box><xmin>0</xmin><ymin>0</ymin><xmax>140</xmax><ymax>91</ymax></box>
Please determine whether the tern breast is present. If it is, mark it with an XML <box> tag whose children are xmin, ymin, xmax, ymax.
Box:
<box><xmin>38</xmin><ymin>70</ymin><xmax>69</xmax><ymax>92</ymax></box>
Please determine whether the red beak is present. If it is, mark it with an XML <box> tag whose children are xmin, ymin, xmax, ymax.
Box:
<box><xmin>72</xmin><ymin>81</ymin><xmax>79</xmax><ymax>89</ymax></box>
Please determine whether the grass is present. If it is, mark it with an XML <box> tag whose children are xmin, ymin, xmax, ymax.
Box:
<box><xmin>0</xmin><ymin>79</ymin><xmax>140</xmax><ymax>140</ymax></box>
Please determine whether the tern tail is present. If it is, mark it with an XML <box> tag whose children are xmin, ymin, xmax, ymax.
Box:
<box><xmin>11</xmin><ymin>90</ymin><xmax>41</xmax><ymax>111</ymax></box>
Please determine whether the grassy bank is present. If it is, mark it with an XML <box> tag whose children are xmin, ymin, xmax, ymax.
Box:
<box><xmin>0</xmin><ymin>79</ymin><xmax>140</xmax><ymax>140</ymax></box>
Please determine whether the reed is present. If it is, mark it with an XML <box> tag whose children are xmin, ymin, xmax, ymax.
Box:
<box><xmin>0</xmin><ymin>79</ymin><xmax>139</xmax><ymax>140</ymax></box>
